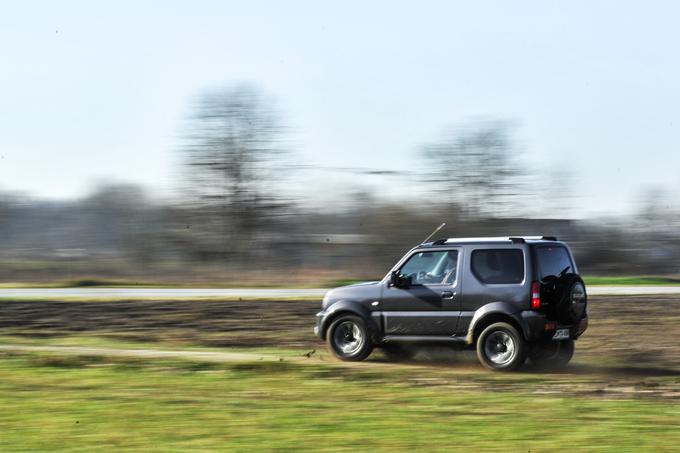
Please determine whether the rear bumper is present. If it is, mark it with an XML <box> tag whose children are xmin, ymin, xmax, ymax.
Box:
<box><xmin>521</xmin><ymin>311</ymin><xmax>588</xmax><ymax>342</ymax></box>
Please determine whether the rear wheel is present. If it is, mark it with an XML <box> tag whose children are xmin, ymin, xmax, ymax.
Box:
<box><xmin>529</xmin><ymin>340</ymin><xmax>575</xmax><ymax>370</ymax></box>
<box><xmin>476</xmin><ymin>322</ymin><xmax>527</xmax><ymax>371</ymax></box>
<box><xmin>327</xmin><ymin>315</ymin><xmax>373</xmax><ymax>361</ymax></box>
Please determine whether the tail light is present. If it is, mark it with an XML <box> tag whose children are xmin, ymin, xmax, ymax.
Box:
<box><xmin>531</xmin><ymin>281</ymin><xmax>541</xmax><ymax>309</ymax></box>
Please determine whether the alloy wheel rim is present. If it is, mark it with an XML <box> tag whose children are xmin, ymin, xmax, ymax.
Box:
<box><xmin>484</xmin><ymin>331</ymin><xmax>516</xmax><ymax>365</ymax></box>
<box><xmin>333</xmin><ymin>321</ymin><xmax>364</xmax><ymax>355</ymax></box>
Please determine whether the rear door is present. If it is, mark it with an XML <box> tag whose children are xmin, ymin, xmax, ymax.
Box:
<box><xmin>380</xmin><ymin>249</ymin><xmax>461</xmax><ymax>336</ymax></box>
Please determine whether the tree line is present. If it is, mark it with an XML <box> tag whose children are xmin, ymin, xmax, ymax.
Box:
<box><xmin>0</xmin><ymin>84</ymin><xmax>678</xmax><ymax>283</ymax></box>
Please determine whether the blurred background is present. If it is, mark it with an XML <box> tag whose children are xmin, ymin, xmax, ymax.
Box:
<box><xmin>4</xmin><ymin>3</ymin><xmax>680</xmax><ymax>451</ymax></box>
<box><xmin>1</xmin><ymin>1</ymin><xmax>679</xmax><ymax>286</ymax></box>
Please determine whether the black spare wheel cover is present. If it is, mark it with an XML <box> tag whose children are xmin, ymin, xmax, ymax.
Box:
<box><xmin>552</xmin><ymin>273</ymin><xmax>587</xmax><ymax>323</ymax></box>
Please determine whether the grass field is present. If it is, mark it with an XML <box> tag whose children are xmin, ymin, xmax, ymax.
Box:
<box><xmin>3</xmin><ymin>295</ymin><xmax>680</xmax><ymax>451</ymax></box>
<box><xmin>1</xmin><ymin>352</ymin><xmax>680</xmax><ymax>451</ymax></box>
<box><xmin>583</xmin><ymin>276</ymin><xmax>680</xmax><ymax>286</ymax></box>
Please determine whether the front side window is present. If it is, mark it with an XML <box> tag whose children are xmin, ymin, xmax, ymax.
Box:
<box><xmin>471</xmin><ymin>249</ymin><xmax>524</xmax><ymax>284</ymax></box>
<box><xmin>400</xmin><ymin>250</ymin><xmax>459</xmax><ymax>285</ymax></box>
<box><xmin>535</xmin><ymin>246</ymin><xmax>573</xmax><ymax>280</ymax></box>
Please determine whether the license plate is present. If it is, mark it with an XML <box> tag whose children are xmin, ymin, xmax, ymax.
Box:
<box><xmin>552</xmin><ymin>328</ymin><xmax>570</xmax><ymax>340</ymax></box>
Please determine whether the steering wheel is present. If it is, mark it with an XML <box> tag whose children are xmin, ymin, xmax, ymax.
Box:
<box><xmin>417</xmin><ymin>271</ymin><xmax>436</xmax><ymax>283</ymax></box>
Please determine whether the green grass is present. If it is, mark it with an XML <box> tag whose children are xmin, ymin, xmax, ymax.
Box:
<box><xmin>583</xmin><ymin>276</ymin><xmax>680</xmax><ymax>286</ymax></box>
<box><xmin>0</xmin><ymin>334</ymin><xmax>308</xmax><ymax>358</ymax></box>
<box><xmin>0</xmin><ymin>352</ymin><xmax>679</xmax><ymax>451</ymax></box>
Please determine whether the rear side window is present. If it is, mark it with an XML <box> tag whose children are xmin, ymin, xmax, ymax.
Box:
<box><xmin>471</xmin><ymin>249</ymin><xmax>524</xmax><ymax>284</ymax></box>
<box><xmin>535</xmin><ymin>246</ymin><xmax>573</xmax><ymax>279</ymax></box>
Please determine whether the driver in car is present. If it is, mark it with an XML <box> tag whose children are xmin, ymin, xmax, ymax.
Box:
<box><xmin>414</xmin><ymin>252</ymin><xmax>457</xmax><ymax>284</ymax></box>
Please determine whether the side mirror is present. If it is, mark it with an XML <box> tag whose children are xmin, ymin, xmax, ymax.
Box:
<box><xmin>389</xmin><ymin>271</ymin><xmax>411</xmax><ymax>289</ymax></box>
<box><xmin>389</xmin><ymin>270</ymin><xmax>399</xmax><ymax>287</ymax></box>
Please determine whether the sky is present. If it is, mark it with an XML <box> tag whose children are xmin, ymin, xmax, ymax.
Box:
<box><xmin>1</xmin><ymin>0</ymin><xmax>679</xmax><ymax>217</ymax></box>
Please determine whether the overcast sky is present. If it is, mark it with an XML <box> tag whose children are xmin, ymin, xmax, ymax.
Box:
<box><xmin>1</xmin><ymin>1</ymin><xmax>679</xmax><ymax>217</ymax></box>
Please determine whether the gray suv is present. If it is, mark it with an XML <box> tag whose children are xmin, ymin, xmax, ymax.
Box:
<box><xmin>314</xmin><ymin>236</ymin><xmax>588</xmax><ymax>371</ymax></box>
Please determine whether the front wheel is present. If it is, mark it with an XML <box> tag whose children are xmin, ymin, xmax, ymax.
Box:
<box><xmin>476</xmin><ymin>322</ymin><xmax>527</xmax><ymax>371</ymax></box>
<box><xmin>327</xmin><ymin>315</ymin><xmax>373</xmax><ymax>361</ymax></box>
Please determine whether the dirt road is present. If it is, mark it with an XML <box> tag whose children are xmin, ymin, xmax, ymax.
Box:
<box><xmin>2</xmin><ymin>295</ymin><xmax>680</xmax><ymax>371</ymax></box>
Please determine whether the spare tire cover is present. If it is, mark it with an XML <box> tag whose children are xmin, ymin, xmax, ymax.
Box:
<box><xmin>554</xmin><ymin>274</ymin><xmax>587</xmax><ymax>323</ymax></box>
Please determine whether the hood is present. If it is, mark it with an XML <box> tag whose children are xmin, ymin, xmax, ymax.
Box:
<box><xmin>347</xmin><ymin>280</ymin><xmax>380</xmax><ymax>287</ymax></box>
<box><xmin>322</xmin><ymin>281</ymin><xmax>382</xmax><ymax>310</ymax></box>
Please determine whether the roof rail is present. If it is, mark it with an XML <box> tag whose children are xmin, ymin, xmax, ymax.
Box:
<box><xmin>426</xmin><ymin>236</ymin><xmax>558</xmax><ymax>246</ymax></box>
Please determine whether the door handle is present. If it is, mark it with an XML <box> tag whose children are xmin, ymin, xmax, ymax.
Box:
<box><xmin>441</xmin><ymin>291</ymin><xmax>455</xmax><ymax>299</ymax></box>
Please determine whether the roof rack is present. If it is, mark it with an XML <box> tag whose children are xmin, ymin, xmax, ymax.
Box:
<box><xmin>426</xmin><ymin>236</ymin><xmax>560</xmax><ymax>246</ymax></box>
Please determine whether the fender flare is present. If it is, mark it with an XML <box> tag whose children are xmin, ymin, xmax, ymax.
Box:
<box><xmin>465</xmin><ymin>302</ymin><xmax>528</xmax><ymax>344</ymax></box>
<box><xmin>319</xmin><ymin>300</ymin><xmax>377</xmax><ymax>341</ymax></box>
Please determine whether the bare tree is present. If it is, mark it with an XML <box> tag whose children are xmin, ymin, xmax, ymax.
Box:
<box><xmin>180</xmin><ymin>84</ymin><xmax>286</xmax><ymax>261</ymax></box>
<box><xmin>421</xmin><ymin>120</ymin><xmax>526</xmax><ymax>218</ymax></box>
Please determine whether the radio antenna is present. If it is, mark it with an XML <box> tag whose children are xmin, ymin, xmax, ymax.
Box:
<box><xmin>421</xmin><ymin>222</ymin><xmax>446</xmax><ymax>244</ymax></box>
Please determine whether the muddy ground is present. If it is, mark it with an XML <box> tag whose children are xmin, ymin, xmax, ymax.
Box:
<box><xmin>0</xmin><ymin>298</ymin><xmax>316</xmax><ymax>348</ymax></box>
<box><xmin>1</xmin><ymin>295</ymin><xmax>679</xmax><ymax>372</ymax></box>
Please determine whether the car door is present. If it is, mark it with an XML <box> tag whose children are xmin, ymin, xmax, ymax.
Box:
<box><xmin>380</xmin><ymin>249</ymin><xmax>461</xmax><ymax>336</ymax></box>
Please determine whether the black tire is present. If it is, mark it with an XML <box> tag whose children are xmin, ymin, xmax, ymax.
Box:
<box><xmin>381</xmin><ymin>344</ymin><xmax>415</xmax><ymax>362</ymax></box>
<box><xmin>326</xmin><ymin>314</ymin><xmax>373</xmax><ymax>361</ymax></box>
<box><xmin>476</xmin><ymin>322</ymin><xmax>527</xmax><ymax>371</ymax></box>
<box><xmin>529</xmin><ymin>340</ymin><xmax>575</xmax><ymax>370</ymax></box>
